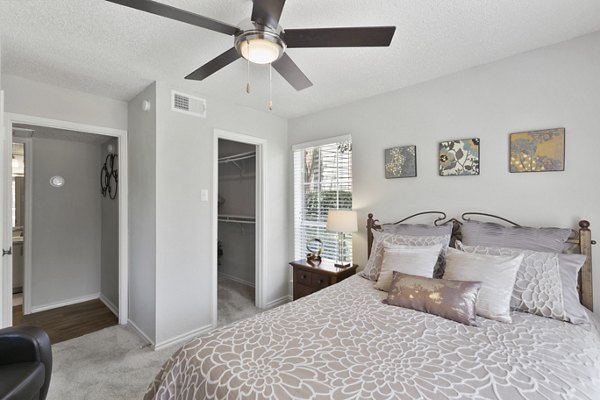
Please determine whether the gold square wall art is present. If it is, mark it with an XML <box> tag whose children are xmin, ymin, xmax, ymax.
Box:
<box><xmin>510</xmin><ymin>128</ymin><xmax>565</xmax><ymax>173</ymax></box>
<box><xmin>385</xmin><ymin>145</ymin><xmax>416</xmax><ymax>178</ymax></box>
<box><xmin>439</xmin><ymin>138</ymin><xmax>480</xmax><ymax>176</ymax></box>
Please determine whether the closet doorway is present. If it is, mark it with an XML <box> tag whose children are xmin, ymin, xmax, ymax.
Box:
<box><xmin>212</xmin><ymin>130</ymin><xmax>266</xmax><ymax>328</ymax></box>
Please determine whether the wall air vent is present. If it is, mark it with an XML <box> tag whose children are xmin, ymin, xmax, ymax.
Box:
<box><xmin>171</xmin><ymin>90</ymin><xmax>206</xmax><ymax>118</ymax></box>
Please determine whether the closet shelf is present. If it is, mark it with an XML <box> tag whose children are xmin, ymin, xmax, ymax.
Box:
<box><xmin>218</xmin><ymin>214</ymin><xmax>256</xmax><ymax>224</ymax></box>
<box><xmin>218</xmin><ymin>151</ymin><xmax>256</xmax><ymax>173</ymax></box>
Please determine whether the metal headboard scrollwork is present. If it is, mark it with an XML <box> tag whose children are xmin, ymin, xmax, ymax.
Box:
<box><xmin>461</xmin><ymin>212</ymin><xmax>520</xmax><ymax>227</ymax></box>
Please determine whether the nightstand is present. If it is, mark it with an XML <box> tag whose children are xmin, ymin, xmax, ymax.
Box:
<box><xmin>290</xmin><ymin>259</ymin><xmax>359</xmax><ymax>300</ymax></box>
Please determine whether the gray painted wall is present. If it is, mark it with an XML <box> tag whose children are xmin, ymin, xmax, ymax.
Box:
<box><xmin>30</xmin><ymin>137</ymin><xmax>102</xmax><ymax>309</ymax></box>
<box><xmin>128</xmin><ymin>83</ymin><xmax>157</xmax><ymax>342</ymax></box>
<box><xmin>289</xmin><ymin>31</ymin><xmax>600</xmax><ymax>312</ymax></box>
<box><xmin>218</xmin><ymin>139</ymin><xmax>256</xmax><ymax>286</ymax></box>
<box><xmin>2</xmin><ymin>75</ymin><xmax>127</xmax><ymax>130</ymax></box>
<box><xmin>152</xmin><ymin>81</ymin><xmax>288</xmax><ymax>346</ymax></box>
<box><xmin>100</xmin><ymin>137</ymin><xmax>119</xmax><ymax>310</ymax></box>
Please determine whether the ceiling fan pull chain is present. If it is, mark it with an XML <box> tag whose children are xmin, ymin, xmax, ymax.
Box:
<box><xmin>246</xmin><ymin>40</ymin><xmax>251</xmax><ymax>94</ymax></box>
<box><xmin>268</xmin><ymin>63</ymin><xmax>273</xmax><ymax>111</ymax></box>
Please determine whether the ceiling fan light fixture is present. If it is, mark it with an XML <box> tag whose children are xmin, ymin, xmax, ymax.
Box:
<box><xmin>235</xmin><ymin>29</ymin><xmax>285</xmax><ymax>65</ymax></box>
<box><xmin>240</xmin><ymin>38</ymin><xmax>281</xmax><ymax>64</ymax></box>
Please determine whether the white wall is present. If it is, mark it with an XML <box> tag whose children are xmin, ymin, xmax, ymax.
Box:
<box><xmin>151</xmin><ymin>81</ymin><xmax>288</xmax><ymax>346</ymax></box>
<box><xmin>100</xmin><ymin>137</ymin><xmax>119</xmax><ymax>311</ymax></box>
<box><xmin>128</xmin><ymin>83</ymin><xmax>157</xmax><ymax>342</ymax></box>
<box><xmin>30</xmin><ymin>137</ymin><xmax>101</xmax><ymax>310</ymax></box>
<box><xmin>2</xmin><ymin>75</ymin><xmax>127</xmax><ymax>130</ymax></box>
<box><xmin>289</xmin><ymin>31</ymin><xmax>600</xmax><ymax>312</ymax></box>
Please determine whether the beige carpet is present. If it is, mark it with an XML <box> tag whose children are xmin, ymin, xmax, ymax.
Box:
<box><xmin>48</xmin><ymin>277</ymin><xmax>265</xmax><ymax>399</ymax></box>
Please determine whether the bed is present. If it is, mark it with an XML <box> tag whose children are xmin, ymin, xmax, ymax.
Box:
<box><xmin>145</xmin><ymin>213</ymin><xmax>600</xmax><ymax>400</ymax></box>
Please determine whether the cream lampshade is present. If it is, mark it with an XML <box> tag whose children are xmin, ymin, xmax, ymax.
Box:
<box><xmin>326</xmin><ymin>210</ymin><xmax>358</xmax><ymax>267</ymax></box>
<box><xmin>326</xmin><ymin>210</ymin><xmax>358</xmax><ymax>233</ymax></box>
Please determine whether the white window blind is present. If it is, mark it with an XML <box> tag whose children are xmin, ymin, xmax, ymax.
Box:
<box><xmin>293</xmin><ymin>137</ymin><xmax>353</xmax><ymax>261</ymax></box>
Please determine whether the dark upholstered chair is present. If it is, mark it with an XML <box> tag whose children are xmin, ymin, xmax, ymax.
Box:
<box><xmin>0</xmin><ymin>326</ymin><xmax>52</xmax><ymax>400</ymax></box>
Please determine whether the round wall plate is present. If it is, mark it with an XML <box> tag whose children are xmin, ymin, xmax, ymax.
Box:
<box><xmin>49</xmin><ymin>176</ymin><xmax>65</xmax><ymax>188</ymax></box>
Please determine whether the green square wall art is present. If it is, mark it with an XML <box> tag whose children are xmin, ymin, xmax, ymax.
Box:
<box><xmin>510</xmin><ymin>128</ymin><xmax>565</xmax><ymax>173</ymax></box>
<box><xmin>385</xmin><ymin>145</ymin><xmax>416</xmax><ymax>178</ymax></box>
<box><xmin>439</xmin><ymin>138</ymin><xmax>480</xmax><ymax>176</ymax></box>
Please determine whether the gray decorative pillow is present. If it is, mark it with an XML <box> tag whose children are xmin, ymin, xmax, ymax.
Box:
<box><xmin>360</xmin><ymin>230</ymin><xmax>451</xmax><ymax>281</ymax></box>
<box><xmin>461</xmin><ymin>220</ymin><xmax>571</xmax><ymax>253</ymax></box>
<box><xmin>456</xmin><ymin>240</ymin><xmax>589</xmax><ymax>324</ymax></box>
<box><xmin>382</xmin><ymin>223</ymin><xmax>453</xmax><ymax>237</ymax></box>
<box><xmin>384</xmin><ymin>271</ymin><xmax>481</xmax><ymax>326</ymax></box>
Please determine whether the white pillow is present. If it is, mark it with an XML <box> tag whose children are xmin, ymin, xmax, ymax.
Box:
<box><xmin>443</xmin><ymin>247</ymin><xmax>523</xmax><ymax>323</ymax></box>
<box><xmin>374</xmin><ymin>243</ymin><xmax>443</xmax><ymax>291</ymax></box>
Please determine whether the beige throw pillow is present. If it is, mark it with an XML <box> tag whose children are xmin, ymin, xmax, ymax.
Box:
<box><xmin>374</xmin><ymin>243</ymin><xmax>443</xmax><ymax>291</ymax></box>
<box><xmin>443</xmin><ymin>248</ymin><xmax>523</xmax><ymax>323</ymax></box>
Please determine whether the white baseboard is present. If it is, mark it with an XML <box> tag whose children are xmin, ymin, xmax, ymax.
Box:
<box><xmin>264</xmin><ymin>295</ymin><xmax>290</xmax><ymax>309</ymax></box>
<box><xmin>153</xmin><ymin>324</ymin><xmax>213</xmax><ymax>351</ymax></box>
<box><xmin>127</xmin><ymin>319</ymin><xmax>154</xmax><ymax>347</ymax></box>
<box><xmin>30</xmin><ymin>293</ymin><xmax>100</xmax><ymax>314</ymax></box>
<box><xmin>99</xmin><ymin>294</ymin><xmax>119</xmax><ymax>317</ymax></box>
<box><xmin>218</xmin><ymin>272</ymin><xmax>255</xmax><ymax>288</ymax></box>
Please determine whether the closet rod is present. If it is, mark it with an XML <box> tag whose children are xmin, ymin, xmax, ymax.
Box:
<box><xmin>218</xmin><ymin>151</ymin><xmax>256</xmax><ymax>164</ymax></box>
<box><xmin>218</xmin><ymin>214</ymin><xmax>256</xmax><ymax>224</ymax></box>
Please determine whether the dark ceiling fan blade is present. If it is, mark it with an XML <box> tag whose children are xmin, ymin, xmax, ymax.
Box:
<box><xmin>185</xmin><ymin>48</ymin><xmax>241</xmax><ymax>81</ymax></box>
<box><xmin>251</xmin><ymin>0</ymin><xmax>286</xmax><ymax>29</ymax></box>
<box><xmin>284</xmin><ymin>26</ymin><xmax>396</xmax><ymax>48</ymax></box>
<box><xmin>105</xmin><ymin>0</ymin><xmax>239</xmax><ymax>36</ymax></box>
<box><xmin>272</xmin><ymin>53</ymin><xmax>312</xmax><ymax>91</ymax></box>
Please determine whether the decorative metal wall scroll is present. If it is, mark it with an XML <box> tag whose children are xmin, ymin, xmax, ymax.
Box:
<box><xmin>100</xmin><ymin>153</ymin><xmax>118</xmax><ymax>199</ymax></box>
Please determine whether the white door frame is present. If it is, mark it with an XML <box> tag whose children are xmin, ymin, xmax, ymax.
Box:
<box><xmin>11</xmin><ymin>137</ymin><xmax>32</xmax><ymax>315</ymax></box>
<box><xmin>212</xmin><ymin>128</ymin><xmax>266</xmax><ymax>328</ymax></box>
<box><xmin>1</xmin><ymin>112</ymin><xmax>129</xmax><ymax>326</ymax></box>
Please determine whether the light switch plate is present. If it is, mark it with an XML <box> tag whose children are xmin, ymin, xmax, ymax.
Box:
<box><xmin>201</xmin><ymin>189</ymin><xmax>209</xmax><ymax>202</ymax></box>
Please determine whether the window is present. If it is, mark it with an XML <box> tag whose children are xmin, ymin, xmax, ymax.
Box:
<box><xmin>293</xmin><ymin>135</ymin><xmax>352</xmax><ymax>261</ymax></box>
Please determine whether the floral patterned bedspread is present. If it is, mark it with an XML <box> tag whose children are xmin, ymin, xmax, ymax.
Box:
<box><xmin>145</xmin><ymin>275</ymin><xmax>600</xmax><ymax>400</ymax></box>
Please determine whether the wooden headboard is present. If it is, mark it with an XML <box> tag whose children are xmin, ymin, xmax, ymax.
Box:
<box><xmin>366</xmin><ymin>211</ymin><xmax>595</xmax><ymax>311</ymax></box>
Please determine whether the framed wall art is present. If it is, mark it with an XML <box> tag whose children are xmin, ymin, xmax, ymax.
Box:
<box><xmin>439</xmin><ymin>138</ymin><xmax>480</xmax><ymax>176</ymax></box>
<box><xmin>509</xmin><ymin>128</ymin><xmax>565</xmax><ymax>173</ymax></box>
<box><xmin>384</xmin><ymin>145</ymin><xmax>417</xmax><ymax>178</ymax></box>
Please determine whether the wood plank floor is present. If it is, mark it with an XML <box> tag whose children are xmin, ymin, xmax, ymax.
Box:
<box><xmin>13</xmin><ymin>299</ymin><xmax>118</xmax><ymax>344</ymax></box>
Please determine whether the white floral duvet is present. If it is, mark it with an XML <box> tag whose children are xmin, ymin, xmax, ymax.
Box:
<box><xmin>145</xmin><ymin>275</ymin><xmax>600</xmax><ymax>400</ymax></box>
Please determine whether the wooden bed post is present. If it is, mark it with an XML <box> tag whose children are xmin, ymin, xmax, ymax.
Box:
<box><xmin>579</xmin><ymin>220</ymin><xmax>594</xmax><ymax>311</ymax></box>
<box><xmin>367</xmin><ymin>213</ymin><xmax>375</xmax><ymax>258</ymax></box>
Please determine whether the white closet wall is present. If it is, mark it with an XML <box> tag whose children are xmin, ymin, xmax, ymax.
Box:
<box><xmin>218</xmin><ymin>140</ymin><xmax>256</xmax><ymax>287</ymax></box>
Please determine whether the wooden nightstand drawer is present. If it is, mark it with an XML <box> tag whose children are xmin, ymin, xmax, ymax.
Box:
<box><xmin>295</xmin><ymin>269</ymin><xmax>313</xmax><ymax>286</ymax></box>
<box><xmin>311</xmin><ymin>274</ymin><xmax>330</xmax><ymax>289</ymax></box>
<box><xmin>290</xmin><ymin>260</ymin><xmax>358</xmax><ymax>300</ymax></box>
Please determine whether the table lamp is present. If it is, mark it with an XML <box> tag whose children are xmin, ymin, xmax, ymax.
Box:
<box><xmin>326</xmin><ymin>210</ymin><xmax>358</xmax><ymax>267</ymax></box>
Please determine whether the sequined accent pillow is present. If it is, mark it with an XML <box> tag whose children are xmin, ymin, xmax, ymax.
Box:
<box><xmin>374</xmin><ymin>243</ymin><xmax>443</xmax><ymax>291</ymax></box>
<box><xmin>361</xmin><ymin>230</ymin><xmax>451</xmax><ymax>281</ymax></box>
<box><xmin>443</xmin><ymin>248</ymin><xmax>523</xmax><ymax>323</ymax></box>
<box><xmin>455</xmin><ymin>240</ymin><xmax>589</xmax><ymax>324</ymax></box>
<box><xmin>384</xmin><ymin>271</ymin><xmax>481</xmax><ymax>326</ymax></box>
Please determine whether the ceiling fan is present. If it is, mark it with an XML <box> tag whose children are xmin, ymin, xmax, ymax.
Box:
<box><xmin>106</xmin><ymin>0</ymin><xmax>396</xmax><ymax>91</ymax></box>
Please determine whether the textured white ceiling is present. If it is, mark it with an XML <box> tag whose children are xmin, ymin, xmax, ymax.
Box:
<box><xmin>2</xmin><ymin>0</ymin><xmax>600</xmax><ymax>118</ymax></box>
